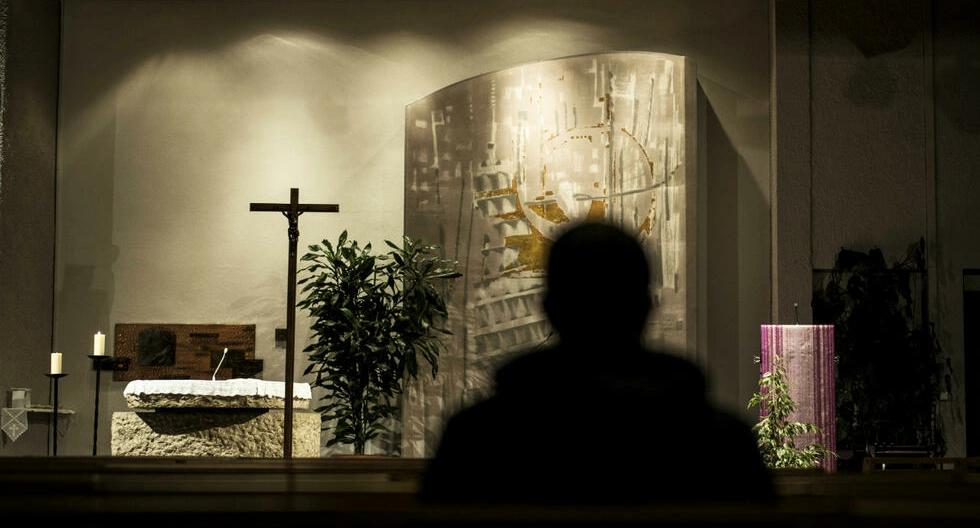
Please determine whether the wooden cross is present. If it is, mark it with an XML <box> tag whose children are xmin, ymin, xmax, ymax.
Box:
<box><xmin>250</xmin><ymin>188</ymin><xmax>339</xmax><ymax>458</ymax></box>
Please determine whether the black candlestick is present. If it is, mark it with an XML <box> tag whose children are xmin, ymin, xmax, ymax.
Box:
<box><xmin>88</xmin><ymin>355</ymin><xmax>112</xmax><ymax>456</ymax></box>
<box><xmin>44</xmin><ymin>373</ymin><xmax>68</xmax><ymax>456</ymax></box>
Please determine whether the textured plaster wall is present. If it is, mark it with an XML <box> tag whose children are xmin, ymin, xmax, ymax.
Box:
<box><xmin>933</xmin><ymin>1</ymin><xmax>980</xmax><ymax>456</ymax></box>
<box><xmin>770</xmin><ymin>0</ymin><xmax>814</xmax><ymax>325</ymax></box>
<box><xmin>54</xmin><ymin>0</ymin><xmax>771</xmax><ymax>455</ymax></box>
<box><xmin>810</xmin><ymin>2</ymin><xmax>929</xmax><ymax>269</ymax></box>
<box><xmin>0</xmin><ymin>0</ymin><xmax>60</xmax><ymax>455</ymax></box>
<box><xmin>800</xmin><ymin>0</ymin><xmax>980</xmax><ymax>456</ymax></box>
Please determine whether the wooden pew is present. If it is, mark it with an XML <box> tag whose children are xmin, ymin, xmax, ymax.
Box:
<box><xmin>2</xmin><ymin>457</ymin><xmax>980</xmax><ymax>526</ymax></box>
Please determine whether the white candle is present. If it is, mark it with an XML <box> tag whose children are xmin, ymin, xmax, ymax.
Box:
<box><xmin>94</xmin><ymin>331</ymin><xmax>106</xmax><ymax>356</ymax></box>
<box><xmin>11</xmin><ymin>389</ymin><xmax>26</xmax><ymax>408</ymax></box>
<box><xmin>50</xmin><ymin>353</ymin><xmax>63</xmax><ymax>375</ymax></box>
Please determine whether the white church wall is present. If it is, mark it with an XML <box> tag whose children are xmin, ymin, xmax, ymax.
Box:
<box><xmin>54</xmin><ymin>0</ymin><xmax>771</xmax><ymax>455</ymax></box>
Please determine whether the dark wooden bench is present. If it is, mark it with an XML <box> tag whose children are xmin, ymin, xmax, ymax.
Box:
<box><xmin>2</xmin><ymin>457</ymin><xmax>980</xmax><ymax>526</ymax></box>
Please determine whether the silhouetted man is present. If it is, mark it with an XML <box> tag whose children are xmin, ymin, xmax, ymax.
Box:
<box><xmin>420</xmin><ymin>221</ymin><xmax>773</xmax><ymax>504</ymax></box>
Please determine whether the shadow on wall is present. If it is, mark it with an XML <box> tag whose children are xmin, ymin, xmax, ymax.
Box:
<box><xmin>55</xmin><ymin>265</ymin><xmax>116</xmax><ymax>454</ymax></box>
<box><xmin>703</xmin><ymin>86</ymin><xmax>739</xmax><ymax>410</ymax></box>
<box><xmin>699</xmin><ymin>78</ymin><xmax>771</xmax><ymax>418</ymax></box>
<box><xmin>829</xmin><ymin>0</ymin><xmax>920</xmax><ymax>58</ymax></box>
<box><xmin>64</xmin><ymin>0</ymin><xmax>766</xmax><ymax>116</ymax></box>
<box><xmin>935</xmin><ymin>2</ymin><xmax>980</xmax><ymax>134</ymax></box>
<box><xmin>57</xmin><ymin>264</ymin><xmax>114</xmax><ymax>360</ymax></box>
<box><xmin>826</xmin><ymin>0</ymin><xmax>980</xmax><ymax>127</ymax></box>
<box><xmin>815</xmin><ymin>0</ymin><xmax>919</xmax><ymax>109</ymax></box>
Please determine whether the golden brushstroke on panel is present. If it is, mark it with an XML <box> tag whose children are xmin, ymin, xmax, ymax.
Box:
<box><xmin>586</xmin><ymin>200</ymin><xmax>607</xmax><ymax>221</ymax></box>
<box><xmin>503</xmin><ymin>231</ymin><xmax>551</xmax><ymax>272</ymax></box>
<box><xmin>526</xmin><ymin>202</ymin><xmax>570</xmax><ymax>224</ymax></box>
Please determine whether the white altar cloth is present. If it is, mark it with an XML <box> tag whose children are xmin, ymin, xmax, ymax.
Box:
<box><xmin>124</xmin><ymin>379</ymin><xmax>312</xmax><ymax>401</ymax></box>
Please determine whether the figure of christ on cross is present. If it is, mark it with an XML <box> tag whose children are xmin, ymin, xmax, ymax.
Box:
<box><xmin>250</xmin><ymin>188</ymin><xmax>339</xmax><ymax>458</ymax></box>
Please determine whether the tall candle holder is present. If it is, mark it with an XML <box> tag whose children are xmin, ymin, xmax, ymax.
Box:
<box><xmin>43</xmin><ymin>373</ymin><xmax>68</xmax><ymax>456</ymax></box>
<box><xmin>88</xmin><ymin>355</ymin><xmax>112</xmax><ymax>456</ymax></box>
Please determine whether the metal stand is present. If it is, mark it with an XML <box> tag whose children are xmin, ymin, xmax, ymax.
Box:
<box><xmin>44</xmin><ymin>373</ymin><xmax>68</xmax><ymax>456</ymax></box>
<box><xmin>88</xmin><ymin>355</ymin><xmax>112</xmax><ymax>456</ymax></box>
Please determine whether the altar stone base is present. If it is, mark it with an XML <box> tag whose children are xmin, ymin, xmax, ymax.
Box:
<box><xmin>111</xmin><ymin>410</ymin><xmax>319</xmax><ymax>457</ymax></box>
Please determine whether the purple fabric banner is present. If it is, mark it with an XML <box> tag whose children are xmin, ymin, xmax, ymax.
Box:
<box><xmin>760</xmin><ymin>324</ymin><xmax>836</xmax><ymax>472</ymax></box>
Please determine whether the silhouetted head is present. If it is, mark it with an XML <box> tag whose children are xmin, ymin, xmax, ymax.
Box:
<box><xmin>543</xmin><ymin>221</ymin><xmax>653</xmax><ymax>347</ymax></box>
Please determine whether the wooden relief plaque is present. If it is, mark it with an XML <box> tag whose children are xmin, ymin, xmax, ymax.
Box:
<box><xmin>113</xmin><ymin>324</ymin><xmax>262</xmax><ymax>381</ymax></box>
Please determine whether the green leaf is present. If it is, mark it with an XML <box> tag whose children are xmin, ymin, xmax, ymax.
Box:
<box><xmin>296</xmin><ymin>229</ymin><xmax>460</xmax><ymax>451</ymax></box>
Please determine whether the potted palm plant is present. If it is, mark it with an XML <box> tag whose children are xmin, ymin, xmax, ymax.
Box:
<box><xmin>298</xmin><ymin>231</ymin><xmax>460</xmax><ymax>455</ymax></box>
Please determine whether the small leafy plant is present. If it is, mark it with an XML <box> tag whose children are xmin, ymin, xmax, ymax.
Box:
<box><xmin>748</xmin><ymin>354</ymin><xmax>831</xmax><ymax>469</ymax></box>
<box><xmin>298</xmin><ymin>231</ymin><xmax>461</xmax><ymax>454</ymax></box>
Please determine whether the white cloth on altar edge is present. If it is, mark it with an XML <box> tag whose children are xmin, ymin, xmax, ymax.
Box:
<box><xmin>124</xmin><ymin>379</ymin><xmax>312</xmax><ymax>401</ymax></box>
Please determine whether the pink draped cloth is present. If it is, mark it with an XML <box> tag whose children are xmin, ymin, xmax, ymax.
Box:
<box><xmin>760</xmin><ymin>324</ymin><xmax>836</xmax><ymax>472</ymax></box>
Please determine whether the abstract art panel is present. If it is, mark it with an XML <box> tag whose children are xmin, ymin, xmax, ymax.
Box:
<box><xmin>113</xmin><ymin>323</ymin><xmax>262</xmax><ymax>381</ymax></box>
<box><xmin>403</xmin><ymin>52</ymin><xmax>696</xmax><ymax>456</ymax></box>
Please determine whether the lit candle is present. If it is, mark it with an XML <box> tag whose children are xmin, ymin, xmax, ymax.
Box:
<box><xmin>50</xmin><ymin>352</ymin><xmax>63</xmax><ymax>375</ymax></box>
<box><xmin>94</xmin><ymin>331</ymin><xmax>106</xmax><ymax>356</ymax></box>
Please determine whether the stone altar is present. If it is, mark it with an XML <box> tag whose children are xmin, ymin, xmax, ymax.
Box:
<box><xmin>112</xmin><ymin>379</ymin><xmax>319</xmax><ymax>457</ymax></box>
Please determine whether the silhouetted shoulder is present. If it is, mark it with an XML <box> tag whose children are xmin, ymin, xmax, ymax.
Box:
<box><xmin>417</xmin><ymin>398</ymin><xmax>508</xmax><ymax>504</ymax></box>
<box><xmin>421</xmin><ymin>222</ymin><xmax>774</xmax><ymax>505</ymax></box>
<box><xmin>494</xmin><ymin>345</ymin><xmax>707</xmax><ymax>400</ymax></box>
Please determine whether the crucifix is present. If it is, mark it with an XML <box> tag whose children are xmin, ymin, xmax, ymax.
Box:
<box><xmin>250</xmin><ymin>188</ymin><xmax>339</xmax><ymax>458</ymax></box>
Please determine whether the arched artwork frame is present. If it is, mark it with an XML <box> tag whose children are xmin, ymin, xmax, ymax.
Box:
<box><xmin>403</xmin><ymin>52</ymin><xmax>697</xmax><ymax>457</ymax></box>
